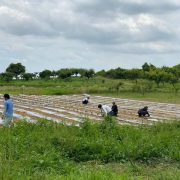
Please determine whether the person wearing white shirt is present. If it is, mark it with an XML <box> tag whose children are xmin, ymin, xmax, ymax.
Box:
<box><xmin>82</xmin><ymin>96</ymin><xmax>90</xmax><ymax>105</ymax></box>
<box><xmin>98</xmin><ymin>104</ymin><xmax>112</xmax><ymax>116</ymax></box>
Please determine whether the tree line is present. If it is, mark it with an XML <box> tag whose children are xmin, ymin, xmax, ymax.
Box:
<box><xmin>0</xmin><ymin>63</ymin><xmax>95</xmax><ymax>82</ymax></box>
<box><xmin>97</xmin><ymin>62</ymin><xmax>180</xmax><ymax>88</ymax></box>
<box><xmin>0</xmin><ymin>63</ymin><xmax>179</xmax><ymax>88</ymax></box>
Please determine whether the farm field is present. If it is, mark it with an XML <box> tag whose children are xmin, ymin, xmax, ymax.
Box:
<box><xmin>0</xmin><ymin>81</ymin><xmax>179</xmax><ymax>179</ymax></box>
<box><xmin>0</xmin><ymin>76</ymin><xmax>179</xmax><ymax>179</ymax></box>
<box><xmin>0</xmin><ymin>94</ymin><xmax>180</xmax><ymax>127</ymax></box>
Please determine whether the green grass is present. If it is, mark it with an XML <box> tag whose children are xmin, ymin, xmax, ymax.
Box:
<box><xmin>0</xmin><ymin>77</ymin><xmax>179</xmax><ymax>103</ymax></box>
<box><xmin>0</xmin><ymin>118</ymin><xmax>179</xmax><ymax>179</ymax></box>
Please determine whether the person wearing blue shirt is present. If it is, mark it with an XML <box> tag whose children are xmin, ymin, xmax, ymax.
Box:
<box><xmin>2</xmin><ymin>94</ymin><xmax>13</xmax><ymax>127</ymax></box>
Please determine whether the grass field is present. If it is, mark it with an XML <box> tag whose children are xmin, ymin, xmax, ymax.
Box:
<box><xmin>0</xmin><ymin>77</ymin><xmax>179</xmax><ymax>104</ymax></box>
<box><xmin>0</xmin><ymin>118</ymin><xmax>179</xmax><ymax>179</ymax></box>
<box><xmin>0</xmin><ymin>77</ymin><xmax>179</xmax><ymax>179</ymax></box>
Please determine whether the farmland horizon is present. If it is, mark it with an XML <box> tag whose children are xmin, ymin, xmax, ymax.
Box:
<box><xmin>0</xmin><ymin>61</ymin><xmax>179</xmax><ymax>74</ymax></box>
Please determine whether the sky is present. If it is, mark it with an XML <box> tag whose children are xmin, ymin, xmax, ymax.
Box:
<box><xmin>0</xmin><ymin>0</ymin><xmax>180</xmax><ymax>73</ymax></box>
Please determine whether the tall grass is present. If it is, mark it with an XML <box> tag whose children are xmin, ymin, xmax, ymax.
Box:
<box><xmin>0</xmin><ymin>118</ymin><xmax>179</xmax><ymax>179</ymax></box>
<box><xmin>0</xmin><ymin>77</ymin><xmax>179</xmax><ymax>103</ymax></box>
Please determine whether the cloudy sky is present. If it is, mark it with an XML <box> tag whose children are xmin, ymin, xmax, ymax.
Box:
<box><xmin>0</xmin><ymin>0</ymin><xmax>180</xmax><ymax>72</ymax></box>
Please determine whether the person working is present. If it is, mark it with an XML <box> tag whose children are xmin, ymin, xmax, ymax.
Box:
<box><xmin>111</xmin><ymin>102</ymin><xmax>118</xmax><ymax>116</ymax></box>
<box><xmin>138</xmin><ymin>106</ymin><xmax>150</xmax><ymax>117</ymax></box>
<box><xmin>2</xmin><ymin>94</ymin><xmax>14</xmax><ymax>127</ymax></box>
<box><xmin>98</xmin><ymin>104</ymin><xmax>112</xmax><ymax>116</ymax></box>
<box><xmin>82</xmin><ymin>96</ymin><xmax>90</xmax><ymax>105</ymax></box>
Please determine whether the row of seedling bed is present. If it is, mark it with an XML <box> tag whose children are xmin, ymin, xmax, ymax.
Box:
<box><xmin>0</xmin><ymin>94</ymin><xmax>179</xmax><ymax>127</ymax></box>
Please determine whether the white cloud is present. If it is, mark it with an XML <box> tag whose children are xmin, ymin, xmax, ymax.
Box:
<box><xmin>0</xmin><ymin>0</ymin><xmax>180</xmax><ymax>72</ymax></box>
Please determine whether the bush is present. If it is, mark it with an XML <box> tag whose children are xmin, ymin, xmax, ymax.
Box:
<box><xmin>0</xmin><ymin>119</ymin><xmax>179</xmax><ymax>178</ymax></box>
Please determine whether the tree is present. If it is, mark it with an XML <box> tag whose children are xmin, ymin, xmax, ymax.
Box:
<box><xmin>0</xmin><ymin>72</ymin><xmax>14</xmax><ymax>82</ymax></box>
<box><xmin>142</xmin><ymin>62</ymin><xmax>150</xmax><ymax>72</ymax></box>
<box><xmin>83</xmin><ymin>69</ymin><xmax>95</xmax><ymax>79</ymax></box>
<box><xmin>159</xmin><ymin>71</ymin><xmax>172</xmax><ymax>86</ymax></box>
<box><xmin>96</xmin><ymin>70</ymin><xmax>106</xmax><ymax>76</ymax></box>
<box><xmin>125</xmin><ymin>69</ymin><xmax>142</xmax><ymax>83</ymax></box>
<box><xmin>71</xmin><ymin>68</ymin><xmax>81</xmax><ymax>77</ymax></box>
<box><xmin>149</xmin><ymin>64</ymin><xmax>156</xmax><ymax>70</ymax></box>
<box><xmin>172</xmin><ymin>64</ymin><xmax>180</xmax><ymax>78</ymax></box>
<box><xmin>146</xmin><ymin>70</ymin><xmax>161</xmax><ymax>87</ymax></box>
<box><xmin>57</xmin><ymin>69</ymin><xmax>73</xmax><ymax>79</ymax></box>
<box><xmin>51</xmin><ymin>70</ymin><xmax>58</xmax><ymax>78</ymax></box>
<box><xmin>105</xmin><ymin>67</ymin><xmax>126</xmax><ymax>79</ymax></box>
<box><xmin>22</xmin><ymin>73</ymin><xmax>35</xmax><ymax>81</ymax></box>
<box><xmin>39</xmin><ymin>70</ymin><xmax>52</xmax><ymax>79</ymax></box>
<box><xmin>169</xmin><ymin>74</ymin><xmax>179</xmax><ymax>87</ymax></box>
<box><xmin>146</xmin><ymin>70</ymin><xmax>171</xmax><ymax>87</ymax></box>
<box><xmin>78</xmin><ymin>69</ymin><xmax>86</xmax><ymax>77</ymax></box>
<box><xmin>6</xmin><ymin>63</ymin><xmax>25</xmax><ymax>79</ymax></box>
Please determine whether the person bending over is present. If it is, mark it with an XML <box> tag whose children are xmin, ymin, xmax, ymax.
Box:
<box><xmin>138</xmin><ymin>106</ymin><xmax>150</xmax><ymax>117</ymax></box>
<box><xmin>111</xmin><ymin>102</ymin><xmax>118</xmax><ymax>116</ymax></box>
<box><xmin>98</xmin><ymin>104</ymin><xmax>112</xmax><ymax>117</ymax></box>
<box><xmin>82</xmin><ymin>96</ymin><xmax>90</xmax><ymax>105</ymax></box>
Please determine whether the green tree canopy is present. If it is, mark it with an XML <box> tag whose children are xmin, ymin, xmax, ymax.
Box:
<box><xmin>22</xmin><ymin>73</ymin><xmax>35</xmax><ymax>81</ymax></box>
<box><xmin>142</xmin><ymin>62</ymin><xmax>150</xmax><ymax>72</ymax></box>
<box><xmin>83</xmin><ymin>69</ymin><xmax>95</xmax><ymax>79</ymax></box>
<box><xmin>6</xmin><ymin>63</ymin><xmax>26</xmax><ymax>79</ymax></box>
<box><xmin>57</xmin><ymin>69</ymin><xmax>73</xmax><ymax>79</ymax></box>
<box><xmin>0</xmin><ymin>72</ymin><xmax>14</xmax><ymax>82</ymax></box>
<box><xmin>39</xmin><ymin>70</ymin><xmax>52</xmax><ymax>79</ymax></box>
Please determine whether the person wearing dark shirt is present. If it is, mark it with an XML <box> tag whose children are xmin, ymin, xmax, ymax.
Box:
<box><xmin>138</xmin><ymin>106</ymin><xmax>150</xmax><ymax>117</ymax></box>
<box><xmin>82</xmin><ymin>96</ymin><xmax>90</xmax><ymax>105</ymax></box>
<box><xmin>111</xmin><ymin>102</ymin><xmax>118</xmax><ymax>116</ymax></box>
